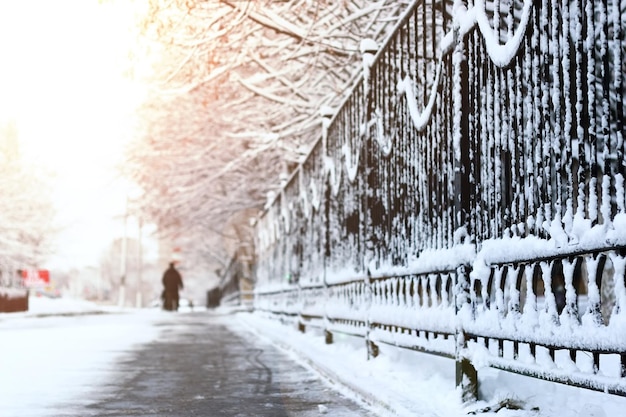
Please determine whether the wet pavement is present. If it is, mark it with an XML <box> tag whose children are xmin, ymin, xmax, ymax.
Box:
<box><xmin>81</xmin><ymin>311</ymin><xmax>379</xmax><ymax>417</ymax></box>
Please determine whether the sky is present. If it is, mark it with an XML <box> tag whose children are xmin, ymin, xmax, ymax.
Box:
<box><xmin>1</xmin><ymin>298</ymin><xmax>626</xmax><ymax>416</ymax></box>
<box><xmin>0</xmin><ymin>0</ymin><xmax>152</xmax><ymax>269</ymax></box>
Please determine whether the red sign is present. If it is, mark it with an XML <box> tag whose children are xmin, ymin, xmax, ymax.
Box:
<box><xmin>20</xmin><ymin>269</ymin><xmax>50</xmax><ymax>287</ymax></box>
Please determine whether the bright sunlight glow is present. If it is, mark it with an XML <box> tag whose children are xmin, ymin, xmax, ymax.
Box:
<box><xmin>0</xmin><ymin>0</ymin><xmax>150</xmax><ymax>268</ymax></box>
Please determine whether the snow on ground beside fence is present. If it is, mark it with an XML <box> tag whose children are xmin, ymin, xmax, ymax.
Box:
<box><xmin>239</xmin><ymin>311</ymin><xmax>626</xmax><ymax>417</ymax></box>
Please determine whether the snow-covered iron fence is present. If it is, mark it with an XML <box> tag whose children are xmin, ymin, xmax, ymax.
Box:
<box><xmin>465</xmin><ymin>248</ymin><xmax>626</xmax><ymax>395</ymax></box>
<box><xmin>214</xmin><ymin>255</ymin><xmax>254</xmax><ymax>309</ymax></box>
<box><xmin>252</xmin><ymin>0</ymin><xmax>626</xmax><ymax>400</ymax></box>
<box><xmin>213</xmin><ymin>257</ymin><xmax>238</xmax><ymax>308</ymax></box>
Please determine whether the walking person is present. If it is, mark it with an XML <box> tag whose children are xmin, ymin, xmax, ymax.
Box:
<box><xmin>162</xmin><ymin>262</ymin><xmax>184</xmax><ymax>311</ymax></box>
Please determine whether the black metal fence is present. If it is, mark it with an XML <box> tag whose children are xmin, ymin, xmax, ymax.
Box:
<box><xmin>211</xmin><ymin>255</ymin><xmax>254</xmax><ymax>309</ymax></box>
<box><xmin>252</xmin><ymin>0</ymin><xmax>626</xmax><ymax>399</ymax></box>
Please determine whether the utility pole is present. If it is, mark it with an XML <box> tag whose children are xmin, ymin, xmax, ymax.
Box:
<box><xmin>136</xmin><ymin>217</ymin><xmax>143</xmax><ymax>308</ymax></box>
<box><xmin>118</xmin><ymin>196</ymin><xmax>128</xmax><ymax>308</ymax></box>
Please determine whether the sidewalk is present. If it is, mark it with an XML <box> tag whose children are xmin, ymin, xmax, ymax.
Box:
<box><xmin>1</xmin><ymin>301</ymin><xmax>379</xmax><ymax>417</ymax></box>
<box><xmin>82</xmin><ymin>311</ymin><xmax>380</xmax><ymax>417</ymax></box>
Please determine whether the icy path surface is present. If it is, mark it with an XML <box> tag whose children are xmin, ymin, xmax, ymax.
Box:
<box><xmin>0</xmin><ymin>307</ymin><xmax>378</xmax><ymax>417</ymax></box>
<box><xmin>83</xmin><ymin>311</ymin><xmax>379</xmax><ymax>416</ymax></box>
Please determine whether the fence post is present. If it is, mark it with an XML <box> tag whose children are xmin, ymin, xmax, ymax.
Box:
<box><xmin>453</xmin><ymin>26</ymin><xmax>477</xmax><ymax>402</ymax></box>
<box><xmin>365</xmin><ymin>268</ymin><xmax>378</xmax><ymax>359</ymax></box>
<box><xmin>323</xmin><ymin>259</ymin><xmax>332</xmax><ymax>344</ymax></box>
<box><xmin>455</xmin><ymin>265</ymin><xmax>477</xmax><ymax>402</ymax></box>
<box><xmin>360</xmin><ymin>38</ymin><xmax>379</xmax><ymax>360</ymax></box>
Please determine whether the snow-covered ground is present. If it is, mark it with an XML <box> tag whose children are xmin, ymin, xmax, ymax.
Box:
<box><xmin>0</xmin><ymin>298</ymin><xmax>162</xmax><ymax>416</ymax></box>
<box><xmin>1</xmin><ymin>296</ymin><xmax>625</xmax><ymax>416</ymax></box>
<box><xmin>237</xmin><ymin>312</ymin><xmax>626</xmax><ymax>417</ymax></box>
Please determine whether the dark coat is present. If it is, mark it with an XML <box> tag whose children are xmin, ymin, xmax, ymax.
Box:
<box><xmin>162</xmin><ymin>265</ymin><xmax>183</xmax><ymax>295</ymax></box>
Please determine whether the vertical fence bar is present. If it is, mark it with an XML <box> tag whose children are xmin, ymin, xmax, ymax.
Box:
<box><xmin>365</xmin><ymin>269</ymin><xmax>378</xmax><ymax>359</ymax></box>
<box><xmin>453</xmin><ymin>29</ymin><xmax>477</xmax><ymax>401</ymax></box>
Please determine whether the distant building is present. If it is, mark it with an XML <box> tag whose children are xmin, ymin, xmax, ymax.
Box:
<box><xmin>0</xmin><ymin>119</ymin><xmax>19</xmax><ymax>161</ymax></box>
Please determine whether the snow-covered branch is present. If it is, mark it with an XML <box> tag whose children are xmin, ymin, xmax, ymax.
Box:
<box><xmin>126</xmin><ymin>0</ymin><xmax>408</xmax><ymax>266</ymax></box>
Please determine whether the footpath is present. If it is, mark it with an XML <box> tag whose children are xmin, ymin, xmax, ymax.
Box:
<box><xmin>82</xmin><ymin>311</ymin><xmax>380</xmax><ymax>417</ymax></box>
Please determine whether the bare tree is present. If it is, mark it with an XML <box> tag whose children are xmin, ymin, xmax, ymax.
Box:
<box><xmin>0</xmin><ymin>121</ymin><xmax>56</xmax><ymax>280</ymax></box>
<box><xmin>125</xmin><ymin>0</ymin><xmax>409</xmax><ymax>272</ymax></box>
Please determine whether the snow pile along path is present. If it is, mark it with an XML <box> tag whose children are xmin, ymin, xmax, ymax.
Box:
<box><xmin>234</xmin><ymin>312</ymin><xmax>626</xmax><ymax>417</ymax></box>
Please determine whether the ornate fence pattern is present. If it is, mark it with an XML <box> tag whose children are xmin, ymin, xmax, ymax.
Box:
<box><xmin>252</xmin><ymin>0</ymin><xmax>626</xmax><ymax>399</ymax></box>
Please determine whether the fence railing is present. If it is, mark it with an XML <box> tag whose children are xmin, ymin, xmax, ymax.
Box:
<box><xmin>252</xmin><ymin>0</ymin><xmax>626</xmax><ymax>400</ymax></box>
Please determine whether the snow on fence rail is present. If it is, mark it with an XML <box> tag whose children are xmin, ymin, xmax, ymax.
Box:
<box><xmin>252</xmin><ymin>0</ymin><xmax>626</xmax><ymax>400</ymax></box>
